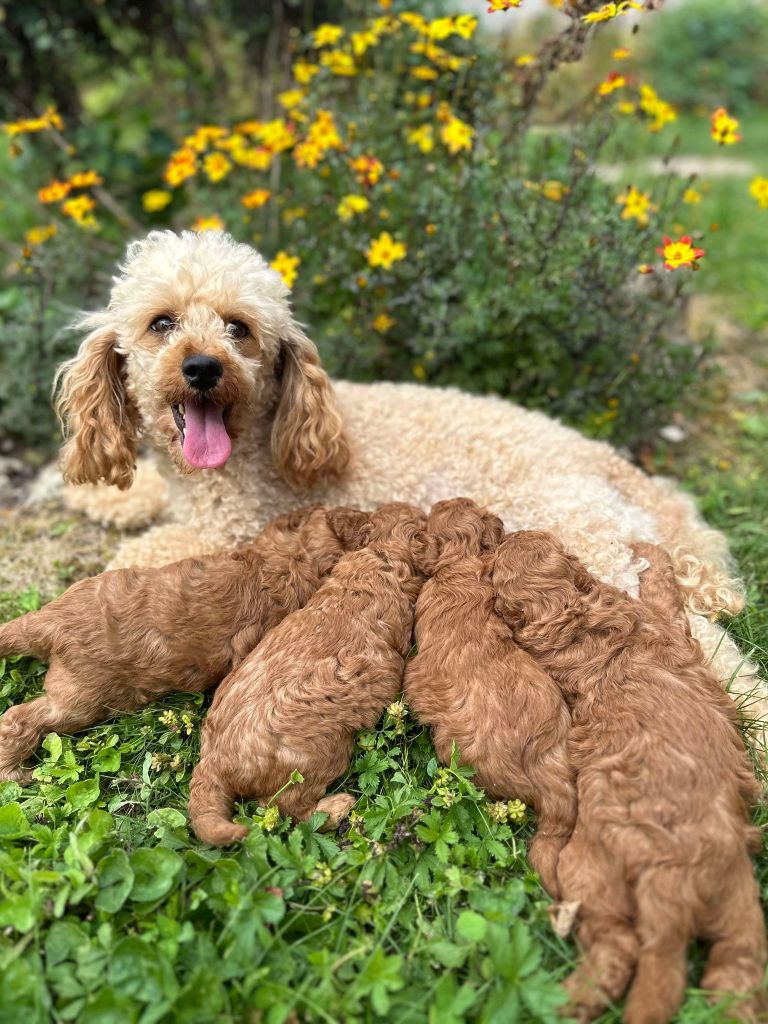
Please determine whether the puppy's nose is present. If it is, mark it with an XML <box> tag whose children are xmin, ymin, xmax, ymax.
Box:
<box><xmin>182</xmin><ymin>355</ymin><xmax>223</xmax><ymax>392</ymax></box>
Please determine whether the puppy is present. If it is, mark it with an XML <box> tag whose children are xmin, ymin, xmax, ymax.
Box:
<box><xmin>404</xmin><ymin>499</ymin><xmax>576</xmax><ymax>897</ymax></box>
<box><xmin>493</xmin><ymin>531</ymin><xmax>766</xmax><ymax>1024</ymax></box>
<box><xmin>0</xmin><ymin>506</ymin><xmax>345</xmax><ymax>781</ymax></box>
<box><xmin>188</xmin><ymin>502</ymin><xmax>426</xmax><ymax>846</ymax></box>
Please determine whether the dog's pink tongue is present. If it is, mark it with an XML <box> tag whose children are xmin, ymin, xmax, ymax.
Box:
<box><xmin>182</xmin><ymin>399</ymin><xmax>232</xmax><ymax>469</ymax></box>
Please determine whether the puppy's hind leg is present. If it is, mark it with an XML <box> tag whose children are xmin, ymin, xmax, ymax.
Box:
<box><xmin>188</xmin><ymin>759</ymin><xmax>248</xmax><ymax>846</ymax></box>
<box><xmin>700</xmin><ymin>853</ymin><xmax>768</xmax><ymax>1022</ymax></box>
<box><xmin>0</xmin><ymin>612</ymin><xmax>51</xmax><ymax>660</ymax></box>
<box><xmin>632</xmin><ymin>542</ymin><xmax>689</xmax><ymax>631</ymax></box>
<box><xmin>315</xmin><ymin>792</ymin><xmax>356</xmax><ymax>828</ymax></box>
<box><xmin>0</xmin><ymin>662</ymin><xmax>107</xmax><ymax>782</ymax></box>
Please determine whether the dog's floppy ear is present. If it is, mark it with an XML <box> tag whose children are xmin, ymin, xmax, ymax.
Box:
<box><xmin>326</xmin><ymin>507</ymin><xmax>372</xmax><ymax>550</ymax></box>
<box><xmin>271</xmin><ymin>319</ymin><xmax>351</xmax><ymax>489</ymax></box>
<box><xmin>481</xmin><ymin>512</ymin><xmax>505</xmax><ymax>552</ymax></box>
<box><xmin>54</xmin><ymin>311</ymin><xmax>139</xmax><ymax>490</ymax></box>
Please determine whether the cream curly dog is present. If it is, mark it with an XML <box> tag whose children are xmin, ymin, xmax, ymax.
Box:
<box><xmin>54</xmin><ymin>230</ymin><xmax>766</xmax><ymax>733</ymax></box>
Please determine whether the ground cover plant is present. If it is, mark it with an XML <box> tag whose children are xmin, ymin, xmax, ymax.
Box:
<box><xmin>1</xmin><ymin>1</ymin><xmax>767</xmax><ymax>1020</ymax></box>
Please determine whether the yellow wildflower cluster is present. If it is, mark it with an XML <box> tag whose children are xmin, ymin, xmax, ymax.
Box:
<box><xmin>24</xmin><ymin>224</ymin><xmax>57</xmax><ymax>247</ymax></box>
<box><xmin>439</xmin><ymin>113</ymin><xmax>474</xmax><ymax>155</ymax></box>
<box><xmin>749</xmin><ymin>177</ymin><xmax>768</xmax><ymax>210</ymax></box>
<box><xmin>4</xmin><ymin>106</ymin><xmax>63</xmax><ymax>156</ymax></box>
<box><xmin>616</xmin><ymin>186</ymin><xmax>657</xmax><ymax>227</ymax></box>
<box><xmin>337</xmin><ymin>194</ymin><xmax>370</xmax><ymax>221</ymax></box>
<box><xmin>638</xmin><ymin>84</ymin><xmax>677</xmax><ymax>133</ymax></box>
<box><xmin>271</xmin><ymin>251</ymin><xmax>301</xmax><ymax>288</ymax></box>
<box><xmin>349</xmin><ymin>155</ymin><xmax>384</xmax><ymax>187</ymax></box>
<box><xmin>62</xmin><ymin>194</ymin><xmax>98</xmax><ymax>229</ymax></box>
<box><xmin>710</xmin><ymin>107</ymin><xmax>741</xmax><ymax>146</ymax></box>
<box><xmin>35</xmin><ymin>169</ymin><xmax>101</xmax><ymax>230</ymax></box>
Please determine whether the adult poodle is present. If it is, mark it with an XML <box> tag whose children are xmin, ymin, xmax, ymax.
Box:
<box><xmin>54</xmin><ymin>230</ymin><xmax>765</xmax><ymax>729</ymax></box>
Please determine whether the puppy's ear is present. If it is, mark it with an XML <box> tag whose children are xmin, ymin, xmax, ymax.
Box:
<box><xmin>481</xmin><ymin>512</ymin><xmax>505</xmax><ymax>552</ymax></box>
<box><xmin>271</xmin><ymin>320</ymin><xmax>351</xmax><ymax>489</ymax></box>
<box><xmin>54</xmin><ymin>312</ymin><xmax>139</xmax><ymax>490</ymax></box>
<box><xmin>326</xmin><ymin>507</ymin><xmax>372</xmax><ymax>550</ymax></box>
<box><xmin>411</xmin><ymin>530</ymin><xmax>442</xmax><ymax>577</ymax></box>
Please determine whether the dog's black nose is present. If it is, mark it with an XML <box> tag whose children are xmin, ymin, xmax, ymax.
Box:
<box><xmin>182</xmin><ymin>355</ymin><xmax>223</xmax><ymax>392</ymax></box>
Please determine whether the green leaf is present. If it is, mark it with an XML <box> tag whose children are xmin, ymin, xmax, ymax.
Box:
<box><xmin>456</xmin><ymin>910</ymin><xmax>487</xmax><ymax>943</ymax></box>
<box><xmin>92</xmin><ymin>747</ymin><xmax>121</xmax><ymax>772</ymax></box>
<box><xmin>95</xmin><ymin>849</ymin><xmax>134</xmax><ymax>913</ymax></box>
<box><xmin>129</xmin><ymin>848</ymin><xmax>183</xmax><ymax>902</ymax></box>
<box><xmin>429</xmin><ymin>940</ymin><xmax>468</xmax><ymax>969</ymax></box>
<box><xmin>66</xmin><ymin>777</ymin><xmax>100</xmax><ymax>809</ymax></box>
<box><xmin>0</xmin><ymin>801</ymin><xmax>29</xmax><ymax>839</ymax></box>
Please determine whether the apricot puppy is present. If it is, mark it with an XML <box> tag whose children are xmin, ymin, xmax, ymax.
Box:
<box><xmin>493</xmin><ymin>532</ymin><xmax>766</xmax><ymax>1024</ymax></box>
<box><xmin>404</xmin><ymin>498</ymin><xmax>576</xmax><ymax>896</ymax></box>
<box><xmin>0</xmin><ymin>506</ymin><xmax>344</xmax><ymax>781</ymax></box>
<box><xmin>188</xmin><ymin>502</ymin><xmax>426</xmax><ymax>845</ymax></box>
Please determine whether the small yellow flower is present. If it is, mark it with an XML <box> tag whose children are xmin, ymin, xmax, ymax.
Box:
<box><xmin>507</xmin><ymin>799</ymin><xmax>526</xmax><ymax>823</ymax></box>
<box><xmin>192</xmin><ymin>214</ymin><xmax>225</xmax><ymax>232</ymax></box>
<box><xmin>320</xmin><ymin>49</ymin><xmax>358</xmax><ymax>76</ymax></box>
<box><xmin>68</xmin><ymin>170</ymin><xmax>102</xmax><ymax>189</ymax></box>
<box><xmin>639</xmin><ymin>84</ymin><xmax>677</xmax><ymax>133</ymax></box>
<box><xmin>142</xmin><ymin>189</ymin><xmax>173</xmax><ymax>212</ymax></box>
<box><xmin>488</xmin><ymin>801</ymin><xmax>509</xmax><ymax>822</ymax></box>
<box><xmin>203</xmin><ymin>152</ymin><xmax>232</xmax><ymax>183</ymax></box>
<box><xmin>62</xmin><ymin>194</ymin><xmax>97</xmax><ymax>225</ymax></box>
<box><xmin>426</xmin><ymin>223</ymin><xmax>437</xmax><ymax>235</ymax></box>
<box><xmin>313</xmin><ymin>23</ymin><xmax>344</xmax><ymax>48</ymax></box>
<box><xmin>235</xmin><ymin>146</ymin><xmax>273</xmax><ymax>171</ymax></box>
<box><xmin>158</xmin><ymin>709</ymin><xmax>178</xmax><ymax>729</ymax></box>
<box><xmin>411</xmin><ymin>66</ymin><xmax>439</xmax><ymax>81</ymax></box>
<box><xmin>308</xmin><ymin>109</ymin><xmax>342</xmax><ymax>151</ymax></box>
<box><xmin>271</xmin><ymin>250</ymin><xmax>301</xmax><ymax>288</ymax></box>
<box><xmin>164</xmin><ymin>147</ymin><xmax>198</xmax><ymax>186</ymax></box>
<box><xmin>656</xmin><ymin>235</ymin><xmax>705</xmax><ymax>271</ymax></box>
<box><xmin>38</xmin><ymin>179</ymin><xmax>71</xmax><ymax>203</ymax></box>
<box><xmin>616</xmin><ymin>100</ymin><xmax>637</xmax><ymax>115</ymax></box>
<box><xmin>616</xmin><ymin>185</ymin><xmax>657</xmax><ymax>226</ymax></box>
<box><xmin>366</xmin><ymin>231</ymin><xmax>407</xmax><ymax>270</ymax></box>
<box><xmin>400</xmin><ymin>11</ymin><xmax>429</xmax><ymax>33</ymax></box>
<box><xmin>582</xmin><ymin>2</ymin><xmax>641</xmax><ymax>24</ymax></box>
<box><xmin>24</xmin><ymin>224</ymin><xmax>57</xmax><ymax>246</ymax></box>
<box><xmin>294</xmin><ymin>140</ymin><xmax>324</xmax><ymax>170</ymax></box>
<box><xmin>350</xmin><ymin>30</ymin><xmax>377</xmax><ymax>57</ymax></box>
<box><xmin>278</xmin><ymin>88</ymin><xmax>306</xmax><ymax>111</ymax></box>
<box><xmin>349</xmin><ymin>155</ymin><xmax>384</xmax><ymax>187</ymax></box>
<box><xmin>541</xmin><ymin>180</ymin><xmax>569</xmax><ymax>202</ymax></box>
<box><xmin>261</xmin><ymin>806</ymin><xmax>280</xmax><ymax>831</ymax></box>
<box><xmin>406</xmin><ymin>124</ymin><xmax>434</xmax><ymax>154</ymax></box>
<box><xmin>184</xmin><ymin>125</ymin><xmax>227</xmax><ymax>152</ymax></box>
<box><xmin>282</xmin><ymin>206</ymin><xmax>306</xmax><ymax>226</ymax></box>
<box><xmin>241</xmin><ymin>188</ymin><xmax>271</xmax><ymax>209</ymax></box>
<box><xmin>682</xmin><ymin>187</ymin><xmax>702</xmax><ymax>205</ymax></box>
<box><xmin>515</xmin><ymin>54</ymin><xmax>536</xmax><ymax>67</ymax></box>
<box><xmin>356</xmin><ymin>275</ymin><xmax>368</xmax><ymax>288</ymax></box>
<box><xmin>412</xmin><ymin>363</ymin><xmax>427</xmax><ymax>381</ymax></box>
<box><xmin>598</xmin><ymin>72</ymin><xmax>626</xmax><ymax>97</ymax></box>
<box><xmin>258</xmin><ymin>119</ymin><xmax>296</xmax><ymax>154</ymax></box>
<box><xmin>337</xmin><ymin>194</ymin><xmax>370</xmax><ymax>221</ymax></box>
<box><xmin>372</xmin><ymin>312</ymin><xmax>395</xmax><ymax>332</ymax></box>
<box><xmin>293</xmin><ymin>59</ymin><xmax>320</xmax><ymax>85</ymax></box>
<box><xmin>612</xmin><ymin>47</ymin><xmax>631</xmax><ymax>59</ymax></box>
<box><xmin>710</xmin><ymin>107</ymin><xmax>741</xmax><ymax>146</ymax></box>
<box><xmin>453</xmin><ymin>14</ymin><xmax>478</xmax><ymax>39</ymax></box>
<box><xmin>749</xmin><ymin>176</ymin><xmax>768</xmax><ymax>210</ymax></box>
<box><xmin>440</xmin><ymin>115</ymin><xmax>474</xmax><ymax>155</ymax></box>
<box><xmin>487</xmin><ymin>0</ymin><xmax>523</xmax><ymax>10</ymax></box>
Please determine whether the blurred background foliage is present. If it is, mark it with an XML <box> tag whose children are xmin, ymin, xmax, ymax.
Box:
<box><xmin>0</xmin><ymin>0</ymin><xmax>766</xmax><ymax>454</ymax></box>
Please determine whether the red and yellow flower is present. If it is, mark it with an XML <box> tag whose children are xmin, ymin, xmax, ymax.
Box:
<box><xmin>656</xmin><ymin>235</ymin><xmax>705</xmax><ymax>271</ymax></box>
<box><xmin>241</xmin><ymin>189</ymin><xmax>272</xmax><ymax>209</ymax></box>
<box><xmin>710</xmin><ymin>107</ymin><xmax>741</xmax><ymax>146</ymax></box>
<box><xmin>597</xmin><ymin>72</ymin><xmax>626</xmax><ymax>97</ymax></box>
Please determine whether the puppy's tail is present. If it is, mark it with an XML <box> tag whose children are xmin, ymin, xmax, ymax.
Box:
<box><xmin>188</xmin><ymin>765</ymin><xmax>248</xmax><ymax>846</ymax></box>
<box><xmin>623</xmin><ymin>874</ymin><xmax>690</xmax><ymax>1024</ymax></box>
<box><xmin>0</xmin><ymin>613</ymin><xmax>51</xmax><ymax>660</ymax></box>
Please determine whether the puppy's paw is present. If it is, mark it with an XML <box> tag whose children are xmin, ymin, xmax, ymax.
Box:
<box><xmin>316</xmin><ymin>792</ymin><xmax>356</xmax><ymax>829</ymax></box>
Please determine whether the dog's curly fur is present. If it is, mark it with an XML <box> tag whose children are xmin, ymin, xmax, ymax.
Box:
<box><xmin>0</xmin><ymin>505</ymin><xmax>346</xmax><ymax>782</ymax></box>
<box><xmin>404</xmin><ymin>499</ymin><xmax>576</xmax><ymax>896</ymax></box>
<box><xmin>493</xmin><ymin>532</ymin><xmax>767</xmax><ymax>1024</ymax></box>
<box><xmin>188</xmin><ymin>502</ymin><xmax>426</xmax><ymax>846</ymax></box>
<box><xmin>53</xmin><ymin>230</ymin><xmax>766</xmax><ymax>734</ymax></box>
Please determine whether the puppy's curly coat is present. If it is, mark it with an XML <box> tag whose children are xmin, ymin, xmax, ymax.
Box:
<box><xmin>0</xmin><ymin>506</ymin><xmax>345</xmax><ymax>781</ymax></box>
<box><xmin>189</xmin><ymin>502</ymin><xmax>426</xmax><ymax>846</ymax></box>
<box><xmin>52</xmin><ymin>231</ymin><xmax>765</xmax><ymax>734</ymax></box>
<box><xmin>404</xmin><ymin>498</ymin><xmax>576</xmax><ymax>896</ymax></box>
<box><xmin>493</xmin><ymin>533</ymin><xmax>766</xmax><ymax>1024</ymax></box>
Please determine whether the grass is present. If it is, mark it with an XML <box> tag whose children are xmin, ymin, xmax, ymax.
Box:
<box><xmin>1</xmin><ymin>453</ymin><xmax>767</xmax><ymax>1022</ymax></box>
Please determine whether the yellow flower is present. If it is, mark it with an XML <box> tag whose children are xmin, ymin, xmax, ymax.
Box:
<box><xmin>62</xmin><ymin>194</ymin><xmax>97</xmax><ymax>227</ymax></box>
<box><xmin>749</xmin><ymin>176</ymin><xmax>768</xmax><ymax>209</ymax></box>
<box><xmin>258</xmin><ymin>119</ymin><xmax>296</xmax><ymax>153</ymax></box>
<box><xmin>241</xmin><ymin>189</ymin><xmax>271</xmax><ymax>209</ymax></box>
<box><xmin>366</xmin><ymin>231</ymin><xmax>407</xmax><ymax>270</ymax></box>
<box><xmin>683</xmin><ymin>187</ymin><xmax>702</xmax><ymax>205</ymax></box>
<box><xmin>440</xmin><ymin>115</ymin><xmax>474</xmax><ymax>154</ymax></box>
<box><xmin>282</xmin><ymin>206</ymin><xmax>306</xmax><ymax>225</ymax></box>
<box><xmin>400</xmin><ymin>12</ymin><xmax>429</xmax><ymax>33</ymax></box>
<box><xmin>639</xmin><ymin>84</ymin><xmax>677</xmax><ymax>133</ymax></box>
<box><xmin>616</xmin><ymin>100</ymin><xmax>637</xmax><ymax>115</ymax></box>
<box><xmin>308</xmin><ymin>109</ymin><xmax>343</xmax><ymax>151</ymax></box>
<box><xmin>515</xmin><ymin>54</ymin><xmax>536</xmax><ymax>67</ymax></box>
<box><xmin>271</xmin><ymin>250</ymin><xmax>301</xmax><ymax>288</ymax></box>
<box><xmin>453</xmin><ymin>15</ymin><xmax>478</xmax><ymax>39</ymax></box>
<box><xmin>278</xmin><ymin>89</ymin><xmax>306</xmax><ymax>112</ymax></box>
<box><xmin>235</xmin><ymin>146</ymin><xmax>273</xmax><ymax>171</ymax></box>
<box><xmin>192</xmin><ymin>214</ymin><xmax>225</xmax><ymax>232</ymax></box>
<box><xmin>612</xmin><ymin>47</ymin><xmax>631</xmax><ymax>59</ymax></box>
<box><xmin>142</xmin><ymin>189</ymin><xmax>173</xmax><ymax>212</ymax></box>
<box><xmin>337</xmin><ymin>194</ymin><xmax>370</xmax><ymax>221</ymax></box>
<box><xmin>293</xmin><ymin>60</ymin><xmax>320</xmax><ymax>85</ymax></box>
<box><xmin>203</xmin><ymin>152</ymin><xmax>232</xmax><ymax>183</ymax></box>
<box><xmin>710</xmin><ymin>107</ymin><xmax>741</xmax><ymax>146</ymax></box>
<box><xmin>412</xmin><ymin>363</ymin><xmax>427</xmax><ymax>380</ymax></box>
<box><xmin>406</xmin><ymin>124</ymin><xmax>434</xmax><ymax>154</ymax></box>
<box><xmin>313</xmin><ymin>23</ymin><xmax>345</xmax><ymax>48</ymax></box>
<box><xmin>350</xmin><ymin>30</ymin><xmax>377</xmax><ymax>56</ymax></box>
<box><xmin>487</xmin><ymin>0</ymin><xmax>523</xmax><ymax>10</ymax></box>
<box><xmin>184</xmin><ymin>125</ymin><xmax>227</xmax><ymax>152</ymax></box>
<box><xmin>24</xmin><ymin>224</ymin><xmax>57</xmax><ymax>246</ymax></box>
<box><xmin>261</xmin><ymin>805</ymin><xmax>280</xmax><ymax>831</ymax></box>
<box><xmin>320</xmin><ymin>49</ymin><xmax>358</xmax><ymax>76</ymax></box>
<box><xmin>38</xmin><ymin>179</ymin><xmax>71</xmax><ymax>203</ymax></box>
<box><xmin>598</xmin><ymin>72</ymin><xmax>626</xmax><ymax>97</ymax></box>
<box><xmin>428</xmin><ymin>17</ymin><xmax>454</xmax><ymax>41</ymax></box>
<box><xmin>582</xmin><ymin>2</ymin><xmax>641</xmax><ymax>23</ymax></box>
<box><xmin>4</xmin><ymin>106</ymin><xmax>63</xmax><ymax>138</ymax></box>
<box><xmin>293</xmin><ymin>140</ymin><xmax>324</xmax><ymax>170</ymax></box>
<box><xmin>411</xmin><ymin>66</ymin><xmax>439</xmax><ymax>81</ymax></box>
<box><xmin>656</xmin><ymin>235</ymin><xmax>705</xmax><ymax>271</ymax></box>
<box><xmin>426</xmin><ymin>223</ymin><xmax>437</xmax><ymax>235</ymax></box>
<box><xmin>349</xmin><ymin>155</ymin><xmax>384</xmax><ymax>187</ymax></box>
<box><xmin>541</xmin><ymin>180</ymin><xmax>569</xmax><ymax>202</ymax></box>
<box><xmin>507</xmin><ymin>799</ymin><xmax>526</xmax><ymax>823</ymax></box>
<box><xmin>616</xmin><ymin>185</ymin><xmax>656</xmax><ymax>226</ymax></box>
<box><xmin>164</xmin><ymin>147</ymin><xmax>198</xmax><ymax>186</ymax></box>
<box><xmin>372</xmin><ymin>313</ymin><xmax>395</xmax><ymax>333</ymax></box>
<box><xmin>233</xmin><ymin>120</ymin><xmax>263</xmax><ymax>135</ymax></box>
<box><xmin>68</xmin><ymin>170</ymin><xmax>102</xmax><ymax>189</ymax></box>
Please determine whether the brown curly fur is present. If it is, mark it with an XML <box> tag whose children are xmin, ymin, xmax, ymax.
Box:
<box><xmin>403</xmin><ymin>499</ymin><xmax>576</xmax><ymax>896</ymax></box>
<box><xmin>0</xmin><ymin>506</ymin><xmax>347</xmax><ymax>782</ymax></box>
<box><xmin>492</xmin><ymin>531</ymin><xmax>767</xmax><ymax>1024</ymax></box>
<box><xmin>188</xmin><ymin>502</ymin><xmax>426</xmax><ymax>846</ymax></box>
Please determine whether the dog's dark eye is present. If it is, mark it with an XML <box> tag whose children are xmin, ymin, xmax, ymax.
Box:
<box><xmin>227</xmin><ymin>320</ymin><xmax>249</xmax><ymax>340</ymax></box>
<box><xmin>149</xmin><ymin>315</ymin><xmax>176</xmax><ymax>334</ymax></box>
